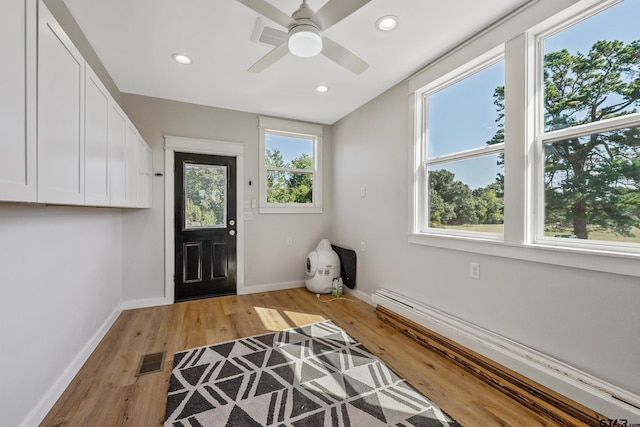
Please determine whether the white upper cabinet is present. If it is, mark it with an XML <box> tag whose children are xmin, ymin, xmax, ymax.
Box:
<box><xmin>125</xmin><ymin>122</ymin><xmax>139</xmax><ymax>207</ymax></box>
<box><xmin>84</xmin><ymin>65</ymin><xmax>110</xmax><ymax>206</ymax></box>
<box><xmin>109</xmin><ymin>102</ymin><xmax>127</xmax><ymax>207</ymax></box>
<box><xmin>1</xmin><ymin>0</ymin><xmax>152</xmax><ymax>208</ymax></box>
<box><xmin>37</xmin><ymin>1</ymin><xmax>85</xmax><ymax>205</ymax></box>
<box><xmin>0</xmin><ymin>0</ymin><xmax>36</xmax><ymax>202</ymax></box>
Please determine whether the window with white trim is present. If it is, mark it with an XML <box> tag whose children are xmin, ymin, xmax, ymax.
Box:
<box><xmin>410</xmin><ymin>0</ymin><xmax>640</xmax><ymax>268</ymax></box>
<box><xmin>418</xmin><ymin>53</ymin><xmax>505</xmax><ymax>239</ymax></box>
<box><xmin>258</xmin><ymin>117</ymin><xmax>323</xmax><ymax>213</ymax></box>
<box><xmin>535</xmin><ymin>0</ymin><xmax>640</xmax><ymax>250</ymax></box>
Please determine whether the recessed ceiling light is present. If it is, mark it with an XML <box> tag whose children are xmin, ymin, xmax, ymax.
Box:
<box><xmin>376</xmin><ymin>15</ymin><xmax>398</xmax><ymax>32</ymax></box>
<box><xmin>172</xmin><ymin>53</ymin><xmax>192</xmax><ymax>65</ymax></box>
<box><xmin>315</xmin><ymin>85</ymin><xmax>329</xmax><ymax>93</ymax></box>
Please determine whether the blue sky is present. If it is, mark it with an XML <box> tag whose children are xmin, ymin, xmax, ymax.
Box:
<box><xmin>429</xmin><ymin>0</ymin><xmax>639</xmax><ymax>189</ymax></box>
<box><xmin>265</xmin><ymin>133</ymin><xmax>313</xmax><ymax>166</ymax></box>
<box><xmin>544</xmin><ymin>0</ymin><xmax>640</xmax><ymax>55</ymax></box>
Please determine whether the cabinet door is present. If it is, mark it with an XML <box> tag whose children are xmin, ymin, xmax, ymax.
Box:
<box><xmin>125</xmin><ymin>122</ymin><xmax>139</xmax><ymax>207</ymax></box>
<box><xmin>84</xmin><ymin>65</ymin><xmax>110</xmax><ymax>206</ymax></box>
<box><xmin>144</xmin><ymin>142</ymin><xmax>153</xmax><ymax>208</ymax></box>
<box><xmin>37</xmin><ymin>1</ymin><xmax>85</xmax><ymax>204</ymax></box>
<box><xmin>0</xmin><ymin>0</ymin><xmax>36</xmax><ymax>202</ymax></box>
<box><xmin>109</xmin><ymin>102</ymin><xmax>127</xmax><ymax>207</ymax></box>
<box><xmin>137</xmin><ymin>139</ymin><xmax>153</xmax><ymax>208</ymax></box>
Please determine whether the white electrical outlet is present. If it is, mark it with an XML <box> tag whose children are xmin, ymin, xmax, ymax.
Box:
<box><xmin>287</xmin><ymin>237</ymin><xmax>293</xmax><ymax>246</ymax></box>
<box><xmin>360</xmin><ymin>241</ymin><xmax>366</xmax><ymax>251</ymax></box>
<box><xmin>244</xmin><ymin>212</ymin><xmax>252</xmax><ymax>220</ymax></box>
<box><xmin>361</xmin><ymin>187</ymin><xmax>367</xmax><ymax>198</ymax></box>
<box><xmin>469</xmin><ymin>262</ymin><xmax>480</xmax><ymax>279</ymax></box>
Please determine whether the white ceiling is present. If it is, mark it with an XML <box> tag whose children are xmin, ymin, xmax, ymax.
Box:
<box><xmin>63</xmin><ymin>0</ymin><xmax>528</xmax><ymax>125</ymax></box>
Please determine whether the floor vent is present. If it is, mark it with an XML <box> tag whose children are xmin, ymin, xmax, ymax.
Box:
<box><xmin>135</xmin><ymin>351</ymin><xmax>166</xmax><ymax>376</ymax></box>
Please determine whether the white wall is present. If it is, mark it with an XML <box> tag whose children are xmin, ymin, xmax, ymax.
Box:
<box><xmin>0</xmin><ymin>204</ymin><xmax>122</xmax><ymax>427</ymax></box>
<box><xmin>330</xmin><ymin>81</ymin><xmax>640</xmax><ymax>398</ymax></box>
<box><xmin>120</xmin><ymin>94</ymin><xmax>333</xmax><ymax>300</ymax></box>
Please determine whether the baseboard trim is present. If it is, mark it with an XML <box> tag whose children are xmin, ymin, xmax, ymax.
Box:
<box><xmin>345</xmin><ymin>288</ymin><xmax>375</xmax><ymax>306</ymax></box>
<box><xmin>239</xmin><ymin>280</ymin><xmax>304</xmax><ymax>295</ymax></box>
<box><xmin>120</xmin><ymin>296</ymin><xmax>172</xmax><ymax>310</ymax></box>
<box><xmin>372</xmin><ymin>289</ymin><xmax>640</xmax><ymax>424</ymax></box>
<box><xmin>21</xmin><ymin>307</ymin><xmax>121</xmax><ymax>427</ymax></box>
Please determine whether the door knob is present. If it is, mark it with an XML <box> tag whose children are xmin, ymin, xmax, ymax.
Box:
<box><xmin>229</xmin><ymin>230</ymin><xmax>236</xmax><ymax>236</ymax></box>
<box><xmin>229</xmin><ymin>219</ymin><xmax>235</xmax><ymax>226</ymax></box>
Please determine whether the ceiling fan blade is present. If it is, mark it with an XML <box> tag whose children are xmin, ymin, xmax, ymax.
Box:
<box><xmin>312</xmin><ymin>0</ymin><xmax>372</xmax><ymax>31</ymax></box>
<box><xmin>321</xmin><ymin>37</ymin><xmax>369</xmax><ymax>74</ymax></box>
<box><xmin>248</xmin><ymin>42</ymin><xmax>289</xmax><ymax>73</ymax></box>
<box><xmin>236</xmin><ymin>0</ymin><xmax>296</xmax><ymax>29</ymax></box>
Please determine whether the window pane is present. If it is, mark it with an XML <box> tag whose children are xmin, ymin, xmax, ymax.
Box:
<box><xmin>265</xmin><ymin>133</ymin><xmax>313</xmax><ymax>169</ymax></box>
<box><xmin>542</xmin><ymin>0</ymin><xmax>640</xmax><ymax>132</ymax></box>
<box><xmin>428</xmin><ymin>154</ymin><xmax>504</xmax><ymax>233</ymax></box>
<box><xmin>428</xmin><ymin>60</ymin><xmax>504</xmax><ymax>158</ymax></box>
<box><xmin>544</xmin><ymin>125</ymin><xmax>640</xmax><ymax>243</ymax></box>
<box><xmin>184</xmin><ymin>164</ymin><xmax>226</xmax><ymax>229</ymax></box>
<box><xmin>267</xmin><ymin>170</ymin><xmax>313</xmax><ymax>204</ymax></box>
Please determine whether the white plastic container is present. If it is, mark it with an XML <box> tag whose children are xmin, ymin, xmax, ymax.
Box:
<box><xmin>305</xmin><ymin>239</ymin><xmax>341</xmax><ymax>294</ymax></box>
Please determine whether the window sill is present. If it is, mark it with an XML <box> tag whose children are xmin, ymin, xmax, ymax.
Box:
<box><xmin>408</xmin><ymin>232</ymin><xmax>640</xmax><ymax>278</ymax></box>
<box><xmin>259</xmin><ymin>206</ymin><xmax>323</xmax><ymax>214</ymax></box>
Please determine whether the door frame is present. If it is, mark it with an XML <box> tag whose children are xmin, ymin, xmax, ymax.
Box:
<box><xmin>164</xmin><ymin>136</ymin><xmax>245</xmax><ymax>303</ymax></box>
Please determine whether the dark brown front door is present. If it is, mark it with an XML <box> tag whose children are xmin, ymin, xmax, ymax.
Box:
<box><xmin>174</xmin><ymin>152</ymin><xmax>237</xmax><ymax>301</ymax></box>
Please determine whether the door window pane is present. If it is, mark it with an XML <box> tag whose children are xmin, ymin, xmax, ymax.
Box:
<box><xmin>184</xmin><ymin>163</ymin><xmax>227</xmax><ymax>229</ymax></box>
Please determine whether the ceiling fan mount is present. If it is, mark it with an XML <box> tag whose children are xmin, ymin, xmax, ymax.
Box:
<box><xmin>291</xmin><ymin>0</ymin><xmax>315</xmax><ymax>21</ymax></box>
<box><xmin>236</xmin><ymin>0</ymin><xmax>370</xmax><ymax>74</ymax></box>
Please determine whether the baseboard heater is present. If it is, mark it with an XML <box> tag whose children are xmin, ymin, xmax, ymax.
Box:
<box><xmin>372</xmin><ymin>289</ymin><xmax>640</xmax><ymax>426</ymax></box>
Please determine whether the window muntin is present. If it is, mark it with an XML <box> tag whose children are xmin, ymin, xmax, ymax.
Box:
<box><xmin>537</xmin><ymin>0</ymin><xmax>640</xmax><ymax>248</ymax></box>
<box><xmin>258</xmin><ymin>117</ymin><xmax>323</xmax><ymax>213</ymax></box>
<box><xmin>422</xmin><ymin>57</ymin><xmax>505</xmax><ymax>237</ymax></box>
<box><xmin>265</xmin><ymin>132</ymin><xmax>315</xmax><ymax>204</ymax></box>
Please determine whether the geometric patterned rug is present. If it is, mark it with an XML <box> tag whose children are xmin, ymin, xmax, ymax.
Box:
<box><xmin>164</xmin><ymin>320</ymin><xmax>462</xmax><ymax>426</ymax></box>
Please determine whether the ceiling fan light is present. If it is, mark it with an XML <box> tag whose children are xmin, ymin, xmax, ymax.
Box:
<box><xmin>288</xmin><ymin>24</ymin><xmax>322</xmax><ymax>58</ymax></box>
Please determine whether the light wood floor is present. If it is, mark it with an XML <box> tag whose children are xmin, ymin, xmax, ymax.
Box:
<box><xmin>42</xmin><ymin>288</ymin><xmax>558</xmax><ymax>426</ymax></box>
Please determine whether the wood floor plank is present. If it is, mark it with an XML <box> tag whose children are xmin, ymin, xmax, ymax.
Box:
<box><xmin>40</xmin><ymin>288</ymin><xmax>564</xmax><ymax>426</ymax></box>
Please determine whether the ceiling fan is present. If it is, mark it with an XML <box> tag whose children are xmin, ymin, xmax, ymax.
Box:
<box><xmin>236</xmin><ymin>0</ymin><xmax>371</xmax><ymax>74</ymax></box>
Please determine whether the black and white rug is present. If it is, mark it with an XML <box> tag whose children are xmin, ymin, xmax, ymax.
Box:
<box><xmin>165</xmin><ymin>320</ymin><xmax>461</xmax><ymax>426</ymax></box>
